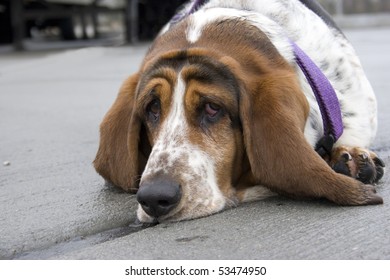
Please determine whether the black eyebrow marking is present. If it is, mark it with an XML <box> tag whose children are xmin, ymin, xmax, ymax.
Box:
<box><xmin>137</xmin><ymin>51</ymin><xmax>188</xmax><ymax>94</ymax></box>
<box><xmin>184</xmin><ymin>55</ymin><xmax>241</xmax><ymax>104</ymax></box>
<box><xmin>139</xmin><ymin>51</ymin><xmax>241</xmax><ymax>100</ymax></box>
<box><xmin>146</xmin><ymin>50</ymin><xmax>188</xmax><ymax>73</ymax></box>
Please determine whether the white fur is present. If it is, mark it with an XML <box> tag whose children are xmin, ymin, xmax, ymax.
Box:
<box><xmin>241</xmin><ymin>186</ymin><xmax>276</xmax><ymax>203</ymax></box>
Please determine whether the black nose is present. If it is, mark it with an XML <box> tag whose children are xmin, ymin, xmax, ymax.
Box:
<box><xmin>137</xmin><ymin>178</ymin><xmax>181</xmax><ymax>218</ymax></box>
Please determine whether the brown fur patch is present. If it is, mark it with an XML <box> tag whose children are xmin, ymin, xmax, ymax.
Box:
<box><xmin>94</xmin><ymin>74</ymin><xmax>150</xmax><ymax>192</ymax></box>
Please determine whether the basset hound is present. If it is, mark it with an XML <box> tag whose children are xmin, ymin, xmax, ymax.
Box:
<box><xmin>94</xmin><ymin>0</ymin><xmax>385</xmax><ymax>223</ymax></box>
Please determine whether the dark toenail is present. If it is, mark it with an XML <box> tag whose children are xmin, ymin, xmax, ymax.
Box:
<box><xmin>333</xmin><ymin>161</ymin><xmax>351</xmax><ymax>176</ymax></box>
<box><xmin>374</xmin><ymin>158</ymin><xmax>385</xmax><ymax>183</ymax></box>
<box><xmin>373</xmin><ymin>157</ymin><xmax>385</xmax><ymax>168</ymax></box>
<box><xmin>358</xmin><ymin>163</ymin><xmax>375</xmax><ymax>184</ymax></box>
<box><xmin>375</xmin><ymin>167</ymin><xmax>384</xmax><ymax>183</ymax></box>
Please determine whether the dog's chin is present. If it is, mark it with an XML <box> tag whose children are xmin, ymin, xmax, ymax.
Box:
<box><xmin>136</xmin><ymin>207</ymin><xmax>158</xmax><ymax>223</ymax></box>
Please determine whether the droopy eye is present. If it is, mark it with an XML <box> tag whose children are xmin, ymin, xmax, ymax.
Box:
<box><xmin>204</xmin><ymin>102</ymin><xmax>220</xmax><ymax>119</ymax></box>
<box><xmin>146</xmin><ymin>99</ymin><xmax>161</xmax><ymax>122</ymax></box>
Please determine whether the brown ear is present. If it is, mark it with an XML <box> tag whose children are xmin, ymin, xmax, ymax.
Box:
<box><xmin>94</xmin><ymin>73</ymin><xmax>150</xmax><ymax>193</ymax></box>
<box><xmin>240</xmin><ymin>71</ymin><xmax>382</xmax><ymax>205</ymax></box>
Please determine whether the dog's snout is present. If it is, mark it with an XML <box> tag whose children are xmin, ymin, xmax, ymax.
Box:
<box><xmin>137</xmin><ymin>178</ymin><xmax>182</xmax><ymax>218</ymax></box>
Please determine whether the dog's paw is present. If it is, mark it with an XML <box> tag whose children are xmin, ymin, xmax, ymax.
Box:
<box><xmin>331</xmin><ymin>181</ymin><xmax>383</xmax><ymax>206</ymax></box>
<box><xmin>321</xmin><ymin>173</ymin><xmax>383</xmax><ymax>206</ymax></box>
<box><xmin>329</xmin><ymin>146</ymin><xmax>385</xmax><ymax>184</ymax></box>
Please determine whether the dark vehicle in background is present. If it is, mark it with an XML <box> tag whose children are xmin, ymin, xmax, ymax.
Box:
<box><xmin>0</xmin><ymin>0</ymin><xmax>186</xmax><ymax>47</ymax></box>
<box><xmin>1</xmin><ymin>0</ymin><xmax>123</xmax><ymax>44</ymax></box>
<box><xmin>0</xmin><ymin>0</ymin><xmax>12</xmax><ymax>43</ymax></box>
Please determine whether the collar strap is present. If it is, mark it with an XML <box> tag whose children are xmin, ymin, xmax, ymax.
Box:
<box><xmin>171</xmin><ymin>0</ymin><xmax>208</xmax><ymax>24</ymax></box>
<box><xmin>290</xmin><ymin>40</ymin><xmax>343</xmax><ymax>156</ymax></box>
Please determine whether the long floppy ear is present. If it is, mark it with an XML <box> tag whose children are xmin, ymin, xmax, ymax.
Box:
<box><xmin>240</xmin><ymin>71</ymin><xmax>382</xmax><ymax>205</ymax></box>
<box><xmin>94</xmin><ymin>73</ymin><xmax>150</xmax><ymax>193</ymax></box>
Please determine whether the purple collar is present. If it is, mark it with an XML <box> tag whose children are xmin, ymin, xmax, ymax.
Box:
<box><xmin>291</xmin><ymin>40</ymin><xmax>343</xmax><ymax>156</ymax></box>
<box><xmin>171</xmin><ymin>0</ymin><xmax>208</xmax><ymax>24</ymax></box>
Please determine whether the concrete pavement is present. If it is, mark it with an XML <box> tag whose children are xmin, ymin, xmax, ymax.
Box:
<box><xmin>1</xmin><ymin>27</ymin><xmax>390</xmax><ymax>260</ymax></box>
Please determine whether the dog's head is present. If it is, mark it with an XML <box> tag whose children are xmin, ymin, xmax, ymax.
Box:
<box><xmin>94</xmin><ymin>16</ymin><xmax>315</xmax><ymax>222</ymax></box>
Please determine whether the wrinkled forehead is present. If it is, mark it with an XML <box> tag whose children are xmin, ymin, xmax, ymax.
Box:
<box><xmin>138</xmin><ymin>49</ymin><xmax>240</xmax><ymax>94</ymax></box>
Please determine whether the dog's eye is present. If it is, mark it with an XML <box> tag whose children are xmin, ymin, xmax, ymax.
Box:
<box><xmin>146</xmin><ymin>99</ymin><xmax>161</xmax><ymax>122</ymax></box>
<box><xmin>204</xmin><ymin>102</ymin><xmax>220</xmax><ymax>119</ymax></box>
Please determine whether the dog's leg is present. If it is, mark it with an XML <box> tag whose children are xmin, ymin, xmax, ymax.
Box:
<box><xmin>327</xmin><ymin>146</ymin><xmax>385</xmax><ymax>184</ymax></box>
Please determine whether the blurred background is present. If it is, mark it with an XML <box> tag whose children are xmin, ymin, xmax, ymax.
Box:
<box><xmin>319</xmin><ymin>0</ymin><xmax>390</xmax><ymax>14</ymax></box>
<box><xmin>0</xmin><ymin>0</ymin><xmax>187</xmax><ymax>50</ymax></box>
<box><xmin>0</xmin><ymin>0</ymin><xmax>389</xmax><ymax>51</ymax></box>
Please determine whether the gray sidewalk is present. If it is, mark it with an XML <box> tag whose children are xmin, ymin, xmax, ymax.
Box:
<box><xmin>1</xmin><ymin>27</ymin><xmax>390</xmax><ymax>260</ymax></box>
